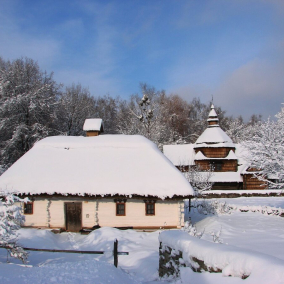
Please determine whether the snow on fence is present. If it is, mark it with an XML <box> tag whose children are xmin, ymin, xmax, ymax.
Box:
<box><xmin>230</xmin><ymin>204</ymin><xmax>284</xmax><ymax>216</ymax></box>
<box><xmin>202</xmin><ymin>189</ymin><xmax>284</xmax><ymax>198</ymax></box>
<box><xmin>159</xmin><ymin>230</ymin><xmax>284</xmax><ymax>282</ymax></box>
<box><xmin>191</xmin><ymin>199</ymin><xmax>284</xmax><ymax>217</ymax></box>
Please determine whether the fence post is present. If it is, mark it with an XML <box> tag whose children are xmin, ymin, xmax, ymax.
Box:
<box><xmin>113</xmin><ymin>239</ymin><xmax>118</xmax><ymax>267</ymax></box>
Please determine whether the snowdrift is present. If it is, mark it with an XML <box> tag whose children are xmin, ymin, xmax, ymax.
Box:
<box><xmin>159</xmin><ymin>230</ymin><xmax>284</xmax><ymax>283</ymax></box>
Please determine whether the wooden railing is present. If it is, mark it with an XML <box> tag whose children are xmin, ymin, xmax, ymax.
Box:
<box><xmin>1</xmin><ymin>239</ymin><xmax>128</xmax><ymax>267</ymax></box>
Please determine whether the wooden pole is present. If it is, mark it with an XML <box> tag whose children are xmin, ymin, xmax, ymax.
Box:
<box><xmin>113</xmin><ymin>239</ymin><xmax>118</xmax><ymax>268</ymax></box>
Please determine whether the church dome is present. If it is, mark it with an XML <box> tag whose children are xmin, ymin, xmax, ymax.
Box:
<box><xmin>195</xmin><ymin>104</ymin><xmax>234</xmax><ymax>147</ymax></box>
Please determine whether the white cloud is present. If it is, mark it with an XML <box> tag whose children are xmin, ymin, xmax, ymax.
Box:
<box><xmin>214</xmin><ymin>55</ymin><xmax>284</xmax><ymax>119</ymax></box>
<box><xmin>170</xmin><ymin>53</ymin><xmax>284</xmax><ymax>120</ymax></box>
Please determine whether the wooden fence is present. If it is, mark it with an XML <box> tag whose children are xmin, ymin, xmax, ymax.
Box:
<box><xmin>1</xmin><ymin>239</ymin><xmax>128</xmax><ymax>268</ymax></box>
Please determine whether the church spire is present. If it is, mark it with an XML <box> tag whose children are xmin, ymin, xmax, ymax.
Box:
<box><xmin>207</xmin><ymin>104</ymin><xmax>219</xmax><ymax>127</ymax></box>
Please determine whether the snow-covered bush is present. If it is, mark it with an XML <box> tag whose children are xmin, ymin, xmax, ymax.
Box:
<box><xmin>212</xmin><ymin>200</ymin><xmax>233</xmax><ymax>215</ymax></box>
<box><xmin>183</xmin><ymin>221</ymin><xmax>204</xmax><ymax>239</ymax></box>
<box><xmin>211</xmin><ymin>227</ymin><xmax>223</xmax><ymax>244</ymax></box>
<box><xmin>191</xmin><ymin>199</ymin><xmax>233</xmax><ymax>215</ymax></box>
<box><xmin>0</xmin><ymin>192</ymin><xmax>28</xmax><ymax>263</ymax></box>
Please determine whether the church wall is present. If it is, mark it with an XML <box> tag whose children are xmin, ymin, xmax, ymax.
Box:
<box><xmin>243</xmin><ymin>174</ymin><xmax>267</xmax><ymax>190</ymax></box>
<box><xmin>195</xmin><ymin>147</ymin><xmax>235</xmax><ymax>158</ymax></box>
<box><xmin>195</xmin><ymin>160</ymin><xmax>238</xmax><ymax>172</ymax></box>
<box><xmin>212</xmin><ymin>182</ymin><xmax>242</xmax><ymax>190</ymax></box>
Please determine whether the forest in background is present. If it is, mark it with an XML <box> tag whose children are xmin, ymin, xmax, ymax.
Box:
<box><xmin>0</xmin><ymin>57</ymin><xmax>262</xmax><ymax>173</ymax></box>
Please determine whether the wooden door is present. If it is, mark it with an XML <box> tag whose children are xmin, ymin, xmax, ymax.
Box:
<box><xmin>65</xmin><ymin>202</ymin><xmax>82</xmax><ymax>232</ymax></box>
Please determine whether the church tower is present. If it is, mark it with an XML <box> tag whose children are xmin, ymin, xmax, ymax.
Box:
<box><xmin>193</xmin><ymin>104</ymin><xmax>238</xmax><ymax>172</ymax></box>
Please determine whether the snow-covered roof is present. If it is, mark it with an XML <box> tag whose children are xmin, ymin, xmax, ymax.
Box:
<box><xmin>83</xmin><ymin>119</ymin><xmax>103</xmax><ymax>131</ymax></box>
<box><xmin>194</xmin><ymin>151</ymin><xmax>206</xmax><ymax>160</ymax></box>
<box><xmin>208</xmin><ymin>108</ymin><xmax>217</xmax><ymax>118</ymax></box>
<box><xmin>195</xmin><ymin>104</ymin><xmax>235</xmax><ymax>146</ymax></box>
<box><xmin>207</xmin><ymin>118</ymin><xmax>219</xmax><ymax>122</ymax></box>
<box><xmin>235</xmin><ymin>144</ymin><xmax>249</xmax><ymax>166</ymax></box>
<box><xmin>226</xmin><ymin>150</ymin><xmax>238</xmax><ymax>160</ymax></box>
<box><xmin>0</xmin><ymin>135</ymin><xmax>194</xmax><ymax>198</ymax></box>
<box><xmin>208</xmin><ymin>172</ymin><xmax>243</xmax><ymax>182</ymax></box>
<box><xmin>194</xmin><ymin>142</ymin><xmax>236</xmax><ymax>148</ymax></box>
<box><xmin>163</xmin><ymin>144</ymin><xmax>196</xmax><ymax>166</ymax></box>
<box><xmin>163</xmin><ymin>144</ymin><xmax>245</xmax><ymax>166</ymax></box>
<box><xmin>195</xmin><ymin>126</ymin><xmax>233</xmax><ymax>145</ymax></box>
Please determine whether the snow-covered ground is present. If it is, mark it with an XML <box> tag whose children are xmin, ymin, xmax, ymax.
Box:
<box><xmin>188</xmin><ymin>197</ymin><xmax>284</xmax><ymax>260</ymax></box>
<box><xmin>191</xmin><ymin>211</ymin><xmax>284</xmax><ymax>260</ymax></box>
<box><xmin>0</xmin><ymin>197</ymin><xmax>284</xmax><ymax>283</ymax></box>
<box><xmin>0</xmin><ymin>228</ymin><xmax>160</xmax><ymax>284</ymax></box>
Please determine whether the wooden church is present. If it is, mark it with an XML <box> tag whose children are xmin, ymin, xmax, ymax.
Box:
<box><xmin>163</xmin><ymin>105</ymin><xmax>267</xmax><ymax>190</ymax></box>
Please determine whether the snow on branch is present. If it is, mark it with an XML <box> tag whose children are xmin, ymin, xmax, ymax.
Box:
<box><xmin>241</xmin><ymin>105</ymin><xmax>284</xmax><ymax>189</ymax></box>
<box><xmin>0</xmin><ymin>191</ymin><xmax>29</xmax><ymax>263</ymax></box>
<box><xmin>182</xmin><ymin>164</ymin><xmax>214</xmax><ymax>196</ymax></box>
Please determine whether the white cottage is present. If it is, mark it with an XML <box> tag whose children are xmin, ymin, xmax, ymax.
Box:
<box><xmin>0</xmin><ymin>133</ymin><xmax>193</xmax><ymax>231</ymax></box>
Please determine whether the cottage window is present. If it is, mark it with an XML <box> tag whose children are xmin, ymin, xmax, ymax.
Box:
<box><xmin>144</xmin><ymin>200</ymin><xmax>156</xmax><ymax>216</ymax></box>
<box><xmin>116</xmin><ymin>203</ymin><xmax>125</xmax><ymax>216</ymax></box>
<box><xmin>114</xmin><ymin>199</ymin><xmax>127</xmax><ymax>216</ymax></box>
<box><xmin>24</xmin><ymin>202</ymin><xmax>33</xmax><ymax>214</ymax></box>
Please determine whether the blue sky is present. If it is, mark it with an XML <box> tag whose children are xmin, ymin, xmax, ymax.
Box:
<box><xmin>0</xmin><ymin>0</ymin><xmax>284</xmax><ymax>119</ymax></box>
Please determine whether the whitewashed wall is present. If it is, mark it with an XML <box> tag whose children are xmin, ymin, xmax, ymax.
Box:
<box><xmin>98</xmin><ymin>199</ymin><xmax>184</xmax><ymax>228</ymax></box>
<box><xmin>22</xmin><ymin>197</ymin><xmax>185</xmax><ymax>229</ymax></box>
<box><xmin>22</xmin><ymin>198</ymin><xmax>49</xmax><ymax>227</ymax></box>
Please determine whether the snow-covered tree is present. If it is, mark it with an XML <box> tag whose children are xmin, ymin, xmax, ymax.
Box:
<box><xmin>241</xmin><ymin>105</ymin><xmax>284</xmax><ymax>188</ymax></box>
<box><xmin>0</xmin><ymin>57</ymin><xmax>61</xmax><ymax>170</ymax></box>
<box><xmin>158</xmin><ymin>94</ymin><xmax>190</xmax><ymax>145</ymax></box>
<box><xmin>225</xmin><ymin>115</ymin><xmax>262</xmax><ymax>143</ymax></box>
<box><xmin>58</xmin><ymin>84</ymin><xmax>95</xmax><ymax>136</ymax></box>
<box><xmin>0</xmin><ymin>192</ymin><xmax>28</xmax><ymax>263</ymax></box>
<box><xmin>116</xmin><ymin>83</ymin><xmax>168</xmax><ymax>147</ymax></box>
<box><xmin>184</xmin><ymin>165</ymin><xmax>214</xmax><ymax>196</ymax></box>
<box><xmin>93</xmin><ymin>95</ymin><xmax>120</xmax><ymax>134</ymax></box>
<box><xmin>131</xmin><ymin>90</ymin><xmax>157</xmax><ymax>140</ymax></box>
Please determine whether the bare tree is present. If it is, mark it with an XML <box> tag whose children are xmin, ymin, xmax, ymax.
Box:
<box><xmin>116</xmin><ymin>83</ymin><xmax>167</xmax><ymax>147</ymax></box>
<box><xmin>58</xmin><ymin>84</ymin><xmax>94</xmax><ymax>136</ymax></box>
<box><xmin>183</xmin><ymin>165</ymin><xmax>214</xmax><ymax>196</ymax></box>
